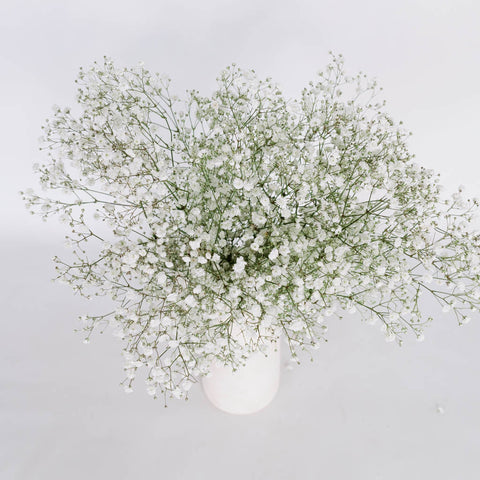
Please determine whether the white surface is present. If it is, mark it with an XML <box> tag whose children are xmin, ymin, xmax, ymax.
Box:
<box><xmin>1</xmin><ymin>0</ymin><xmax>480</xmax><ymax>478</ymax></box>
<box><xmin>202</xmin><ymin>338</ymin><xmax>280</xmax><ymax>415</ymax></box>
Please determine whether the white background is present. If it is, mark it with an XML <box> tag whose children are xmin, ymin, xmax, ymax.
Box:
<box><xmin>1</xmin><ymin>1</ymin><xmax>480</xmax><ymax>479</ymax></box>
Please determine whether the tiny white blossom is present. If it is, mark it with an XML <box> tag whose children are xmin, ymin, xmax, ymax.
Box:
<box><xmin>252</xmin><ymin>212</ymin><xmax>266</xmax><ymax>227</ymax></box>
<box><xmin>146</xmin><ymin>385</ymin><xmax>157</xmax><ymax>396</ymax></box>
<box><xmin>233</xmin><ymin>178</ymin><xmax>244</xmax><ymax>189</ymax></box>
<box><xmin>268</xmin><ymin>248</ymin><xmax>279</xmax><ymax>261</ymax></box>
<box><xmin>189</xmin><ymin>238</ymin><xmax>202</xmax><ymax>250</ymax></box>
<box><xmin>184</xmin><ymin>295</ymin><xmax>197</xmax><ymax>307</ymax></box>
<box><xmin>250</xmin><ymin>304</ymin><xmax>262</xmax><ymax>318</ymax></box>
<box><xmin>385</xmin><ymin>330</ymin><xmax>396</xmax><ymax>342</ymax></box>
<box><xmin>233</xmin><ymin>256</ymin><xmax>246</xmax><ymax>274</ymax></box>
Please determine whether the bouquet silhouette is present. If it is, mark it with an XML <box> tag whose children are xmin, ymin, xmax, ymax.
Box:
<box><xmin>22</xmin><ymin>54</ymin><xmax>480</xmax><ymax>403</ymax></box>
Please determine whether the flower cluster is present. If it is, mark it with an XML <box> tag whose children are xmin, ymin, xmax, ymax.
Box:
<box><xmin>22</xmin><ymin>54</ymin><xmax>480</xmax><ymax>402</ymax></box>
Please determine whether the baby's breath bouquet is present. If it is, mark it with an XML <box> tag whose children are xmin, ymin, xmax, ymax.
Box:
<box><xmin>22</xmin><ymin>54</ymin><xmax>480</xmax><ymax>403</ymax></box>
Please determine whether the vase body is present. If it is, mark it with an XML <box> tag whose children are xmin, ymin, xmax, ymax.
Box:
<box><xmin>202</xmin><ymin>338</ymin><xmax>281</xmax><ymax>415</ymax></box>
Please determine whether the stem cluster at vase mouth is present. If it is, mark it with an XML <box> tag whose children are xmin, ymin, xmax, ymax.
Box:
<box><xmin>21</xmin><ymin>54</ymin><xmax>480</xmax><ymax>403</ymax></box>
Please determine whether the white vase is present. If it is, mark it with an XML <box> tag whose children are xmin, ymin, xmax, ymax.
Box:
<box><xmin>202</xmin><ymin>338</ymin><xmax>281</xmax><ymax>415</ymax></box>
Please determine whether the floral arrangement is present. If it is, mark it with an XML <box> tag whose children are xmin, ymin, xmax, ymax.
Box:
<box><xmin>22</xmin><ymin>54</ymin><xmax>480</xmax><ymax>403</ymax></box>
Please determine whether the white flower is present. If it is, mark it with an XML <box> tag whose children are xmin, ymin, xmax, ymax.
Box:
<box><xmin>376</xmin><ymin>265</ymin><xmax>386</xmax><ymax>276</ymax></box>
<box><xmin>189</xmin><ymin>238</ymin><xmax>202</xmax><ymax>250</ymax></box>
<box><xmin>142</xmin><ymin>345</ymin><xmax>153</xmax><ymax>357</ymax></box>
<box><xmin>252</xmin><ymin>212</ymin><xmax>266</xmax><ymax>227</ymax></box>
<box><xmin>250</xmin><ymin>242</ymin><xmax>260</xmax><ymax>252</ymax></box>
<box><xmin>228</xmin><ymin>286</ymin><xmax>241</xmax><ymax>299</ymax></box>
<box><xmin>412</xmin><ymin>238</ymin><xmax>425</xmax><ymax>250</ymax></box>
<box><xmin>271</xmin><ymin>265</ymin><xmax>283</xmax><ymax>277</ymax></box>
<box><xmin>233</xmin><ymin>256</ymin><xmax>246</xmax><ymax>274</ymax></box>
<box><xmin>268</xmin><ymin>248</ymin><xmax>279</xmax><ymax>261</ymax></box>
<box><xmin>290</xmin><ymin>320</ymin><xmax>304</xmax><ymax>331</ymax></box>
<box><xmin>276</xmin><ymin>196</ymin><xmax>288</xmax><ymax>209</ymax></box>
<box><xmin>250</xmin><ymin>304</ymin><xmax>262</xmax><ymax>318</ymax></box>
<box><xmin>146</xmin><ymin>385</ymin><xmax>157</xmax><ymax>396</ymax></box>
<box><xmin>157</xmin><ymin>271</ymin><xmax>167</xmax><ymax>284</ymax></box>
<box><xmin>243</xmin><ymin>179</ymin><xmax>255</xmax><ymax>191</ymax></box>
<box><xmin>233</xmin><ymin>178</ymin><xmax>244</xmax><ymax>189</ymax></box>
<box><xmin>385</xmin><ymin>330</ymin><xmax>396</xmax><ymax>342</ymax></box>
<box><xmin>123</xmin><ymin>251</ymin><xmax>139</xmax><ymax>268</ymax></box>
<box><xmin>422</xmin><ymin>273</ymin><xmax>433</xmax><ymax>284</ymax></box>
<box><xmin>181</xmin><ymin>380</ymin><xmax>193</xmax><ymax>392</ymax></box>
<box><xmin>172</xmin><ymin>388</ymin><xmax>183</xmax><ymax>399</ymax></box>
<box><xmin>184</xmin><ymin>295</ymin><xmax>197</xmax><ymax>307</ymax></box>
